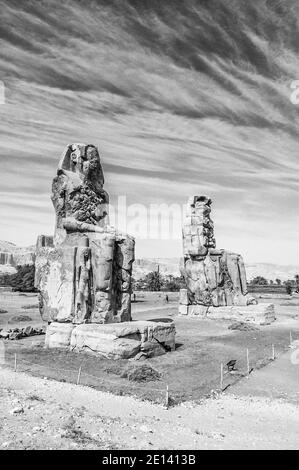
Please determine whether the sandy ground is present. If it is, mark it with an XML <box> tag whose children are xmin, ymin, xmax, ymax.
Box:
<box><xmin>1</xmin><ymin>358</ymin><xmax>299</xmax><ymax>450</ymax></box>
<box><xmin>230</xmin><ymin>341</ymin><xmax>299</xmax><ymax>404</ymax></box>
<box><xmin>1</xmin><ymin>289</ymin><xmax>299</xmax><ymax>449</ymax></box>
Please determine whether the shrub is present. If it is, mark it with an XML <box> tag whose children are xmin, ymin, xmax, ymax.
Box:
<box><xmin>121</xmin><ymin>363</ymin><xmax>162</xmax><ymax>382</ymax></box>
<box><xmin>285</xmin><ymin>283</ymin><xmax>293</xmax><ymax>295</ymax></box>
<box><xmin>0</xmin><ymin>265</ymin><xmax>36</xmax><ymax>292</ymax></box>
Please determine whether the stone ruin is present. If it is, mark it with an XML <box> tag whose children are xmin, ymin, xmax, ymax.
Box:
<box><xmin>35</xmin><ymin>143</ymin><xmax>175</xmax><ymax>359</ymax></box>
<box><xmin>179</xmin><ymin>196</ymin><xmax>275</xmax><ymax>325</ymax></box>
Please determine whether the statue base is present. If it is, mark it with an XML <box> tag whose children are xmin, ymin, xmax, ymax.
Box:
<box><xmin>178</xmin><ymin>303</ymin><xmax>275</xmax><ymax>325</ymax></box>
<box><xmin>45</xmin><ymin>320</ymin><xmax>176</xmax><ymax>360</ymax></box>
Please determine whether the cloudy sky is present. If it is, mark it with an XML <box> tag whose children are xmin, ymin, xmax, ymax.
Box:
<box><xmin>1</xmin><ymin>0</ymin><xmax>299</xmax><ymax>263</ymax></box>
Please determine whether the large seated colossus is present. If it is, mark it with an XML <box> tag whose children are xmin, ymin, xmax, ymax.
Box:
<box><xmin>179</xmin><ymin>196</ymin><xmax>275</xmax><ymax>325</ymax></box>
<box><xmin>35</xmin><ymin>144</ymin><xmax>175</xmax><ymax>358</ymax></box>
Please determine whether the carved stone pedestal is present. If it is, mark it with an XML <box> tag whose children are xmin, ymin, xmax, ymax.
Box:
<box><xmin>179</xmin><ymin>302</ymin><xmax>275</xmax><ymax>325</ymax></box>
<box><xmin>45</xmin><ymin>320</ymin><xmax>176</xmax><ymax>360</ymax></box>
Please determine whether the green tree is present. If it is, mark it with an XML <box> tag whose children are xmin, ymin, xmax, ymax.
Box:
<box><xmin>250</xmin><ymin>276</ymin><xmax>268</xmax><ymax>286</ymax></box>
<box><xmin>285</xmin><ymin>282</ymin><xmax>293</xmax><ymax>296</ymax></box>
<box><xmin>275</xmin><ymin>278</ymin><xmax>281</xmax><ymax>285</ymax></box>
<box><xmin>163</xmin><ymin>275</ymin><xmax>186</xmax><ymax>292</ymax></box>
<box><xmin>0</xmin><ymin>265</ymin><xmax>36</xmax><ymax>292</ymax></box>
<box><xmin>143</xmin><ymin>271</ymin><xmax>162</xmax><ymax>291</ymax></box>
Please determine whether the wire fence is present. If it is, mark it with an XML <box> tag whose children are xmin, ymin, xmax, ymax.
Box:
<box><xmin>0</xmin><ymin>330</ymin><xmax>297</xmax><ymax>408</ymax></box>
<box><xmin>1</xmin><ymin>349</ymin><xmax>172</xmax><ymax>405</ymax></box>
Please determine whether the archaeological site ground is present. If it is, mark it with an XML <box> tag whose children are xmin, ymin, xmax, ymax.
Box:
<box><xmin>0</xmin><ymin>288</ymin><xmax>299</xmax><ymax>403</ymax></box>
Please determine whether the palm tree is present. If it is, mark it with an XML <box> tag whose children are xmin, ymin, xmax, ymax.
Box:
<box><xmin>295</xmin><ymin>274</ymin><xmax>299</xmax><ymax>292</ymax></box>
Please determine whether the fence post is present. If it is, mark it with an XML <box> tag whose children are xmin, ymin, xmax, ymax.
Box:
<box><xmin>14</xmin><ymin>353</ymin><xmax>17</xmax><ymax>372</ymax></box>
<box><xmin>165</xmin><ymin>385</ymin><xmax>169</xmax><ymax>409</ymax></box>
<box><xmin>290</xmin><ymin>331</ymin><xmax>293</xmax><ymax>347</ymax></box>
<box><xmin>220</xmin><ymin>363</ymin><xmax>223</xmax><ymax>391</ymax></box>
<box><xmin>246</xmin><ymin>349</ymin><xmax>250</xmax><ymax>375</ymax></box>
<box><xmin>76</xmin><ymin>366</ymin><xmax>82</xmax><ymax>385</ymax></box>
<box><xmin>0</xmin><ymin>340</ymin><xmax>5</xmax><ymax>365</ymax></box>
<box><xmin>272</xmin><ymin>344</ymin><xmax>275</xmax><ymax>360</ymax></box>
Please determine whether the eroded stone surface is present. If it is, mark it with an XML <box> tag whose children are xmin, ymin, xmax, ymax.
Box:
<box><xmin>35</xmin><ymin>144</ymin><xmax>175</xmax><ymax>359</ymax></box>
<box><xmin>182</xmin><ymin>196</ymin><xmax>216</xmax><ymax>257</ymax></box>
<box><xmin>45</xmin><ymin>322</ymin><xmax>75</xmax><ymax>348</ymax></box>
<box><xmin>35</xmin><ymin>144</ymin><xmax>135</xmax><ymax>326</ymax></box>
<box><xmin>52</xmin><ymin>143</ymin><xmax>110</xmax><ymax>245</ymax></box>
<box><xmin>179</xmin><ymin>303</ymin><xmax>275</xmax><ymax>324</ymax></box>
<box><xmin>179</xmin><ymin>195</ymin><xmax>273</xmax><ymax>322</ymax></box>
<box><xmin>45</xmin><ymin>320</ymin><xmax>176</xmax><ymax>359</ymax></box>
<box><xmin>208</xmin><ymin>303</ymin><xmax>275</xmax><ymax>325</ymax></box>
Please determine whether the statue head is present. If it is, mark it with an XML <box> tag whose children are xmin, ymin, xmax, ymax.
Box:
<box><xmin>58</xmin><ymin>143</ymin><xmax>104</xmax><ymax>187</ymax></box>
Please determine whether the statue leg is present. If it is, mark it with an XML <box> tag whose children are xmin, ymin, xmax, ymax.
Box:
<box><xmin>112</xmin><ymin>235</ymin><xmax>135</xmax><ymax>322</ymax></box>
<box><xmin>90</xmin><ymin>233</ymin><xmax>115</xmax><ymax>323</ymax></box>
<box><xmin>73</xmin><ymin>247</ymin><xmax>93</xmax><ymax>324</ymax></box>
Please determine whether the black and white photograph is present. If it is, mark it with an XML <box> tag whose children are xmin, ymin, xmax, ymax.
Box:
<box><xmin>0</xmin><ymin>0</ymin><xmax>299</xmax><ymax>454</ymax></box>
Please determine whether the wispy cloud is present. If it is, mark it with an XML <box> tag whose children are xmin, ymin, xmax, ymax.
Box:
<box><xmin>0</xmin><ymin>0</ymin><xmax>299</xmax><ymax>263</ymax></box>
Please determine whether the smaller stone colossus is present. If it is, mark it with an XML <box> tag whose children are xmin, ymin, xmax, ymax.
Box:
<box><xmin>180</xmin><ymin>196</ymin><xmax>256</xmax><ymax>313</ymax></box>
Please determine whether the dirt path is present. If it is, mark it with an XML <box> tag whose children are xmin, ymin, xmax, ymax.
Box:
<box><xmin>1</xmin><ymin>362</ymin><xmax>299</xmax><ymax>450</ymax></box>
<box><xmin>229</xmin><ymin>341</ymin><xmax>299</xmax><ymax>403</ymax></box>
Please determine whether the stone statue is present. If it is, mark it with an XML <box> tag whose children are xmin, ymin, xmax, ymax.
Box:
<box><xmin>179</xmin><ymin>195</ymin><xmax>258</xmax><ymax>316</ymax></box>
<box><xmin>35</xmin><ymin>143</ymin><xmax>135</xmax><ymax>325</ymax></box>
<box><xmin>35</xmin><ymin>143</ymin><xmax>175</xmax><ymax>359</ymax></box>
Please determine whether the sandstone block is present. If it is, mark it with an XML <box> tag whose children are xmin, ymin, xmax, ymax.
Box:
<box><xmin>208</xmin><ymin>303</ymin><xmax>275</xmax><ymax>325</ymax></box>
<box><xmin>51</xmin><ymin>320</ymin><xmax>176</xmax><ymax>360</ymax></box>
<box><xmin>45</xmin><ymin>322</ymin><xmax>75</xmax><ymax>348</ymax></box>
<box><xmin>70</xmin><ymin>324</ymin><xmax>141</xmax><ymax>359</ymax></box>
<box><xmin>188</xmin><ymin>304</ymin><xmax>209</xmax><ymax>316</ymax></box>
<box><xmin>70</xmin><ymin>320</ymin><xmax>175</xmax><ymax>359</ymax></box>
<box><xmin>179</xmin><ymin>304</ymin><xmax>188</xmax><ymax>315</ymax></box>
<box><xmin>179</xmin><ymin>289</ymin><xmax>189</xmax><ymax>305</ymax></box>
<box><xmin>140</xmin><ymin>341</ymin><xmax>167</xmax><ymax>357</ymax></box>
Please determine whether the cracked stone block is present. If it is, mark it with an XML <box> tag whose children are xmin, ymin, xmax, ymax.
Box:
<box><xmin>207</xmin><ymin>303</ymin><xmax>275</xmax><ymax>325</ymax></box>
<box><xmin>70</xmin><ymin>324</ymin><xmax>141</xmax><ymax>359</ymax></box>
<box><xmin>45</xmin><ymin>322</ymin><xmax>75</xmax><ymax>348</ymax></box>
<box><xmin>179</xmin><ymin>289</ymin><xmax>189</xmax><ymax>306</ymax></box>
<box><xmin>45</xmin><ymin>320</ymin><xmax>176</xmax><ymax>359</ymax></box>
<box><xmin>140</xmin><ymin>341</ymin><xmax>167</xmax><ymax>357</ymax></box>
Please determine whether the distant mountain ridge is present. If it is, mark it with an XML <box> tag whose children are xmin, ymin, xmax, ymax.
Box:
<box><xmin>133</xmin><ymin>258</ymin><xmax>299</xmax><ymax>282</ymax></box>
<box><xmin>0</xmin><ymin>240</ymin><xmax>35</xmax><ymax>274</ymax></box>
<box><xmin>0</xmin><ymin>241</ymin><xmax>298</xmax><ymax>281</ymax></box>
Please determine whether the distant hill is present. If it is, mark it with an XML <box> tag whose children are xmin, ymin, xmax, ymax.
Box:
<box><xmin>0</xmin><ymin>240</ymin><xmax>35</xmax><ymax>274</ymax></box>
<box><xmin>133</xmin><ymin>258</ymin><xmax>181</xmax><ymax>279</ymax></box>
<box><xmin>245</xmin><ymin>263</ymin><xmax>299</xmax><ymax>283</ymax></box>
<box><xmin>0</xmin><ymin>240</ymin><xmax>18</xmax><ymax>252</ymax></box>
<box><xmin>133</xmin><ymin>258</ymin><xmax>299</xmax><ymax>282</ymax></box>
<box><xmin>0</xmin><ymin>240</ymin><xmax>35</xmax><ymax>254</ymax></box>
